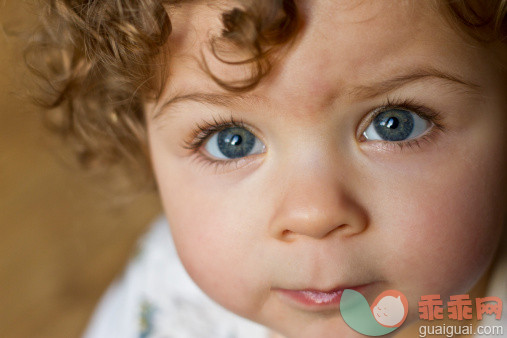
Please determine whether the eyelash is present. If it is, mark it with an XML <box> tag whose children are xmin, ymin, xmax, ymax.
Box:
<box><xmin>183</xmin><ymin>97</ymin><xmax>445</xmax><ymax>160</ymax></box>
<box><xmin>183</xmin><ymin>115</ymin><xmax>248</xmax><ymax>151</ymax></box>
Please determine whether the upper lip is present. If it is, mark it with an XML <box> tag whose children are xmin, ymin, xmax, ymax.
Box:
<box><xmin>274</xmin><ymin>283</ymin><xmax>368</xmax><ymax>293</ymax></box>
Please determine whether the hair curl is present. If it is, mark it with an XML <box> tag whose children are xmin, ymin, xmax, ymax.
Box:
<box><xmin>26</xmin><ymin>0</ymin><xmax>506</xmax><ymax>187</ymax></box>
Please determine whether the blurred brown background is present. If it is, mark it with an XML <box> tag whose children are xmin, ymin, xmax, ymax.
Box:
<box><xmin>0</xmin><ymin>2</ymin><xmax>162</xmax><ymax>337</ymax></box>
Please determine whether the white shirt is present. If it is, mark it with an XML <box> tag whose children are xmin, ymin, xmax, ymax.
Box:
<box><xmin>83</xmin><ymin>216</ymin><xmax>269</xmax><ymax>338</ymax></box>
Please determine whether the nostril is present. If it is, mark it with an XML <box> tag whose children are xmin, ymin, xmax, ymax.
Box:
<box><xmin>278</xmin><ymin>223</ymin><xmax>357</xmax><ymax>241</ymax></box>
<box><xmin>279</xmin><ymin>229</ymin><xmax>297</xmax><ymax>242</ymax></box>
<box><xmin>338</xmin><ymin>223</ymin><xmax>364</xmax><ymax>237</ymax></box>
<box><xmin>281</xmin><ymin>229</ymin><xmax>292</xmax><ymax>237</ymax></box>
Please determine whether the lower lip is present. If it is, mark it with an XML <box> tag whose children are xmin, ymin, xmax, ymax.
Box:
<box><xmin>275</xmin><ymin>284</ymin><xmax>370</xmax><ymax>311</ymax></box>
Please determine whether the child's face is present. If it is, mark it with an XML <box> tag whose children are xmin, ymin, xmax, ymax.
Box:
<box><xmin>146</xmin><ymin>1</ymin><xmax>506</xmax><ymax>337</ymax></box>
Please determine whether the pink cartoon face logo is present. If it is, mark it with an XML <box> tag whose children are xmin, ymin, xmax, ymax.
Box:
<box><xmin>371</xmin><ymin>290</ymin><xmax>409</xmax><ymax>328</ymax></box>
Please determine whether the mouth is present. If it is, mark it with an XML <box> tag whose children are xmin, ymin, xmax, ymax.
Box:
<box><xmin>274</xmin><ymin>283</ymin><xmax>372</xmax><ymax>311</ymax></box>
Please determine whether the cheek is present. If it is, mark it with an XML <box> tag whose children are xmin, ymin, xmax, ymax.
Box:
<box><xmin>372</xmin><ymin>135</ymin><xmax>505</xmax><ymax>302</ymax></box>
<box><xmin>151</xmin><ymin>155</ymin><xmax>269</xmax><ymax>318</ymax></box>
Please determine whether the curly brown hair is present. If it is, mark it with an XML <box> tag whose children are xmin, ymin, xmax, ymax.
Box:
<box><xmin>25</xmin><ymin>0</ymin><xmax>507</xmax><ymax>187</ymax></box>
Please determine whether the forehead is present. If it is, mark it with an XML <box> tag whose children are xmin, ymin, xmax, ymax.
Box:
<box><xmin>155</xmin><ymin>0</ymin><xmax>493</xmax><ymax>112</ymax></box>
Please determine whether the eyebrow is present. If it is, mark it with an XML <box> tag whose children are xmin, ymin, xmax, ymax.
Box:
<box><xmin>347</xmin><ymin>67</ymin><xmax>481</xmax><ymax>100</ymax></box>
<box><xmin>153</xmin><ymin>92</ymin><xmax>261</xmax><ymax>120</ymax></box>
<box><xmin>153</xmin><ymin>67</ymin><xmax>481</xmax><ymax>120</ymax></box>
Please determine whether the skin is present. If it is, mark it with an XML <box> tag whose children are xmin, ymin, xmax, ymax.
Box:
<box><xmin>145</xmin><ymin>1</ymin><xmax>506</xmax><ymax>337</ymax></box>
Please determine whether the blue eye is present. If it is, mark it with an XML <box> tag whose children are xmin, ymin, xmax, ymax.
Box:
<box><xmin>363</xmin><ymin>109</ymin><xmax>431</xmax><ymax>142</ymax></box>
<box><xmin>204</xmin><ymin>127</ymin><xmax>265</xmax><ymax>159</ymax></box>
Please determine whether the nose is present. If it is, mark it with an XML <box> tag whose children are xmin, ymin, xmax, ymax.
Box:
<box><xmin>268</xmin><ymin>166</ymin><xmax>368</xmax><ymax>242</ymax></box>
